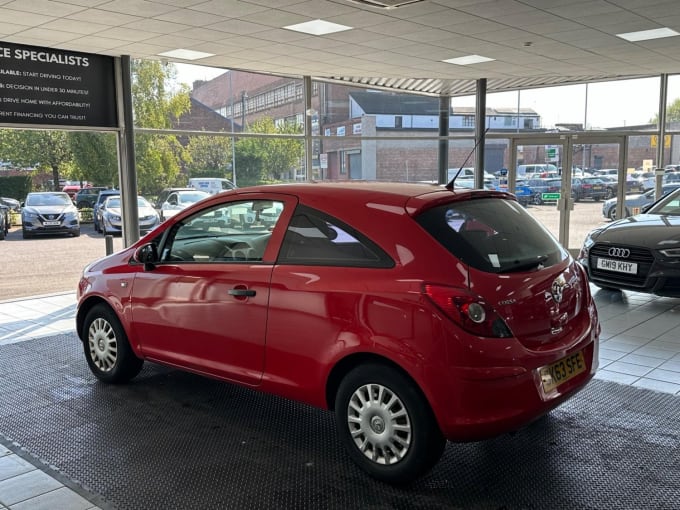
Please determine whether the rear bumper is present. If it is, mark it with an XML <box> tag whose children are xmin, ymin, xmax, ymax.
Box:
<box><xmin>434</xmin><ymin>337</ymin><xmax>598</xmax><ymax>441</ymax></box>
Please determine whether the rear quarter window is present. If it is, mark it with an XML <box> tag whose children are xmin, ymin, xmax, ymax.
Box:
<box><xmin>277</xmin><ymin>205</ymin><xmax>394</xmax><ymax>268</ymax></box>
<box><xmin>416</xmin><ymin>197</ymin><xmax>567</xmax><ymax>273</ymax></box>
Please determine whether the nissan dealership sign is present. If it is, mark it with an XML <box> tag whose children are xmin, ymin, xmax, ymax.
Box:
<box><xmin>0</xmin><ymin>42</ymin><xmax>117</xmax><ymax>128</ymax></box>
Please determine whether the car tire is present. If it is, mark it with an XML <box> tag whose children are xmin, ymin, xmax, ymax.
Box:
<box><xmin>334</xmin><ymin>363</ymin><xmax>445</xmax><ymax>484</ymax></box>
<box><xmin>72</xmin><ymin>229</ymin><xmax>81</xmax><ymax>238</ymax></box>
<box><xmin>607</xmin><ymin>208</ymin><xmax>616</xmax><ymax>220</ymax></box>
<box><xmin>605</xmin><ymin>188</ymin><xmax>614</xmax><ymax>199</ymax></box>
<box><xmin>532</xmin><ymin>193</ymin><xmax>543</xmax><ymax>205</ymax></box>
<box><xmin>21</xmin><ymin>228</ymin><xmax>31</xmax><ymax>239</ymax></box>
<box><xmin>82</xmin><ymin>304</ymin><xmax>144</xmax><ymax>384</ymax></box>
<box><xmin>0</xmin><ymin>227</ymin><xmax>4</xmax><ymax>240</ymax></box>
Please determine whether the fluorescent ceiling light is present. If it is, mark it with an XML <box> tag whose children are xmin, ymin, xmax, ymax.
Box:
<box><xmin>283</xmin><ymin>19</ymin><xmax>352</xmax><ymax>36</ymax></box>
<box><xmin>158</xmin><ymin>49</ymin><xmax>215</xmax><ymax>61</ymax></box>
<box><xmin>617</xmin><ymin>27</ymin><xmax>680</xmax><ymax>42</ymax></box>
<box><xmin>443</xmin><ymin>54</ymin><xmax>495</xmax><ymax>65</ymax></box>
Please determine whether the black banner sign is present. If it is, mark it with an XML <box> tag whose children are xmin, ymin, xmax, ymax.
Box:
<box><xmin>0</xmin><ymin>41</ymin><xmax>117</xmax><ymax>128</ymax></box>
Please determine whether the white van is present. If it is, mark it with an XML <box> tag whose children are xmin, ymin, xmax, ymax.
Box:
<box><xmin>188</xmin><ymin>178</ymin><xmax>236</xmax><ymax>195</ymax></box>
<box><xmin>517</xmin><ymin>164</ymin><xmax>558</xmax><ymax>179</ymax></box>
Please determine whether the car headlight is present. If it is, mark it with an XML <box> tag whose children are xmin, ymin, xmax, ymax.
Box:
<box><xmin>64</xmin><ymin>211</ymin><xmax>79</xmax><ymax>220</ymax></box>
<box><xmin>578</xmin><ymin>227</ymin><xmax>604</xmax><ymax>261</ymax></box>
<box><xmin>106</xmin><ymin>213</ymin><xmax>121</xmax><ymax>221</ymax></box>
<box><xmin>23</xmin><ymin>212</ymin><xmax>37</xmax><ymax>221</ymax></box>
<box><xmin>659</xmin><ymin>247</ymin><xmax>680</xmax><ymax>258</ymax></box>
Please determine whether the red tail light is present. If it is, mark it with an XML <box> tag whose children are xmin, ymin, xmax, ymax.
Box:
<box><xmin>423</xmin><ymin>284</ymin><xmax>513</xmax><ymax>338</ymax></box>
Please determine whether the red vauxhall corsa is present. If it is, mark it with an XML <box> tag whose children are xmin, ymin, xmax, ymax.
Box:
<box><xmin>76</xmin><ymin>182</ymin><xmax>599</xmax><ymax>483</ymax></box>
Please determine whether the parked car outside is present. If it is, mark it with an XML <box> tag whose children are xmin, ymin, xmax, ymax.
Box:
<box><xmin>447</xmin><ymin>167</ymin><xmax>496</xmax><ymax>185</ymax></box>
<box><xmin>0</xmin><ymin>204</ymin><xmax>8</xmax><ymax>240</ymax></box>
<box><xmin>76</xmin><ymin>182</ymin><xmax>599</xmax><ymax>484</ymax></box>
<box><xmin>516</xmin><ymin>163</ymin><xmax>558</xmax><ymax>179</ymax></box>
<box><xmin>526</xmin><ymin>178</ymin><xmax>563</xmax><ymax>204</ymax></box>
<box><xmin>21</xmin><ymin>191</ymin><xmax>80</xmax><ymax>239</ymax></box>
<box><xmin>159</xmin><ymin>189</ymin><xmax>210</xmax><ymax>221</ymax></box>
<box><xmin>597</xmin><ymin>174</ymin><xmax>644</xmax><ymax>198</ymax></box>
<box><xmin>154</xmin><ymin>187</ymin><xmax>197</xmax><ymax>216</ymax></box>
<box><xmin>93</xmin><ymin>189</ymin><xmax>120</xmax><ymax>233</ymax></box>
<box><xmin>97</xmin><ymin>195</ymin><xmax>159</xmax><ymax>235</ymax></box>
<box><xmin>631</xmin><ymin>171</ymin><xmax>656</xmax><ymax>191</ymax></box>
<box><xmin>61</xmin><ymin>184</ymin><xmax>82</xmax><ymax>201</ymax></box>
<box><xmin>572</xmin><ymin>177</ymin><xmax>607</xmax><ymax>201</ymax></box>
<box><xmin>74</xmin><ymin>187</ymin><xmax>108</xmax><ymax>209</ymax></box>
<box><xmin>188</xmin><ymin>177</ymin><xmax>236</xmax><ymax>195</ymax></box>
<box><xmin>601</xmin><ymin>184</ymin><xmax>680</xmax><ymax>220</ymax></box>
<box><xmin>581</xmin><ymin>186</ymin><xmax>680</xmax><ymax>296</ymax></box>
<box><xmin>0</xmin><ymin>196</ymin><xmax>21</xmax><ymax>212</ymax></box>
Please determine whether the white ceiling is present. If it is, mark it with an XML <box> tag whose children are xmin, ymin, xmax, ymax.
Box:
<box><xmin>1</xmin><ymin>0</ymin><xmax>679</xmax><ymax>95</ymax></box>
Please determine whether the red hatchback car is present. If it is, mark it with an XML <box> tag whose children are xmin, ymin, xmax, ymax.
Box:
<box><xmin>76</xmin><ymin>182</ymin><xmax>599</xmax><ymax>483</ymax></box>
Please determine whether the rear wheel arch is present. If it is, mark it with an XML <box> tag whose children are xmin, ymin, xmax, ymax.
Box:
<box><xmin>325</xmin><ymin>353</ymin><xmax>431</xmax><ymax>414</ymax></box>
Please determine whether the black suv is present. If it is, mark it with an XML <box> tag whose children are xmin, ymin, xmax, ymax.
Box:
<box><xmin>74</xmin><ymin>187</ymin><xmax>108</xmax><ymax>209</ymax></box>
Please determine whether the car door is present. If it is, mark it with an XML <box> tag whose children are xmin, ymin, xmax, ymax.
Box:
<box><xmin>129</xmin><ymin>192</ymin><xmax>296</xmax><ymax>386</ymax></box>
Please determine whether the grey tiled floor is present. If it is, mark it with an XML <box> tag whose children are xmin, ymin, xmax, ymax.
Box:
<box><xmin>0</xmin><ymin>286</ymin><xmax>679</xmax><ymax>508</ymax></box>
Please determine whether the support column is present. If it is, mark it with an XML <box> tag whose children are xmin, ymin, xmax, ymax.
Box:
<box><xmin>656</xmin><ymin>74</ymin><xmax>668</xmax><ymax>198</ymax></box>
<box><xmin>304</xmin><ymin>76</ymin><xmax>314</xmax><ymax>181</ymax></box>
<box><xmin>474</xmin><ymin>79</ymin><xmax>487</xmax><ymax>189</ymax></box>
<box><xmin>115</xmin><ymin>56</ymin><xmax>139</xmax><ymax>247</ymax></box>
<box><xmin>438</xmin><ymin>95</ymin><xmax>450</xmax><ymax>184</ymax></box>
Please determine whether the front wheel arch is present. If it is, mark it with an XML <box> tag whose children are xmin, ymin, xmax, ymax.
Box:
<box><xmin>82</xmin><ymin>302</ymin><xmax>143</xmax><ymax>383</ymax></box>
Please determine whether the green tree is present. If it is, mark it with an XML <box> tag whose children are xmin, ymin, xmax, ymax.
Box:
<box><xmin>131</xmin><ymin>60</ymin><xmax>191</xmax><ymax>195</ymax></box>
<box><xmin>69</xmin><ymin>132</ymin><xmax>118</xmax><ymax>187</ymax></box>
<box><xmin>235</xmin><ymin>118</ymin><xmax>304</xmax><ymax>185</ymax></box>
<box><xmin>185</xmin><ymin>135</ymin><xmax>233</xmax><ymax>179</ymax></box>
<box><xmin>0</xmin><ymin>130</ymin><xmax>72</xmax><ymax>190</ymax></box>
<box><xmin>650</xmin><ymin>97</ymin><xmax>680</xmax><ymax>124</ymax></box>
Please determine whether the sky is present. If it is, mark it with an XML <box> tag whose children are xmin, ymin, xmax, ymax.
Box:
<box><xmin>173</xmin><ymin>63</ymin><xmax>673</xmax><ymax>130</ymax></box>
<box><xmin>174</xmin><ymin>62</ymin><xmax>227</xmax><ymax>88</ymax></box>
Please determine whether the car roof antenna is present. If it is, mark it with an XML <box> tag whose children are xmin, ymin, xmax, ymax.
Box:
<box><xmin>445</xmin><ymin>127</ymin><xmax>490</xmax><ymax>191</ymax></box>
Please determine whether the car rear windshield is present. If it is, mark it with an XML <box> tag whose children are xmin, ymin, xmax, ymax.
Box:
<box><xmin>415</xmin><ymin>197</ymin><xmax>568</xmax><ymax>273</ymax></box>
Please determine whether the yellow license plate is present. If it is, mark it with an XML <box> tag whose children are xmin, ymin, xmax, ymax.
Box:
<box><xmin>539</xmin><ymin>351</ymin><xmax>586</xmax><ymax>393</ymax></box>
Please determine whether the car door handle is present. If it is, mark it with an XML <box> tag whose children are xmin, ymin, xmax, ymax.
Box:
<box><xmin>229</xmin><ymin>288</ymin><xmax>256</xmax><ymax>297</ymax></box>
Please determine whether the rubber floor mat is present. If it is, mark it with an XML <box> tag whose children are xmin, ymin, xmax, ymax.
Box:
<box><xmin>1</xmin><ymin>334</ymin><xmax>678</xmax><ymax>510</ymax></box>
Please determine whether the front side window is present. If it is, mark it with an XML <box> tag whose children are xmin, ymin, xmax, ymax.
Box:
<box><xmin>278</xmin><ymin>206</ymin><xmax>393</xmax><ymax>268</ymax></box>
<box><xmin>416</xmin><ymin>198</ymin><xmax>567</xmax><ymax>273</ymax></box>
<box><xmin>160</xmin><ymin>200</ymin><xmax>284</xmax><ymax>263</ymax></box>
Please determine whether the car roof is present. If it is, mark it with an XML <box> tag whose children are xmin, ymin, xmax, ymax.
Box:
<box><xmin>217</xmin><ymin>181</ymin><xmax>509</xmax><ymax>216</ymax></box>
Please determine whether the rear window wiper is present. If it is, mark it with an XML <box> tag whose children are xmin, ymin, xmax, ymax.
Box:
<box><xmin>500</xmin><ymin>255</ymin><xmax>548</xmax><ymax>273</ymax></box>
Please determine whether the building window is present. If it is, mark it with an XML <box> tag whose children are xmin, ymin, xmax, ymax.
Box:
<box><xmin>395</xmin><ymin>116</ymin><xmax>402</xmax><ymax>128</ymax></box>
<box><xmin>463</xmin><ymin>115</ymin><xmax>475</xmax><ymax>127</ymax></box>
<box><xmin>504</xmin><ymin>116</ymin><xmax>515</xmax><ymax>127</ymax></box>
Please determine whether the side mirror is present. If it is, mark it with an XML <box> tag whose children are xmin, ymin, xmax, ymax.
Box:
<box><xmin>133</xmin><ymin>243</ymin><xmax>159</xmax><ymax>270</ymax></box>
